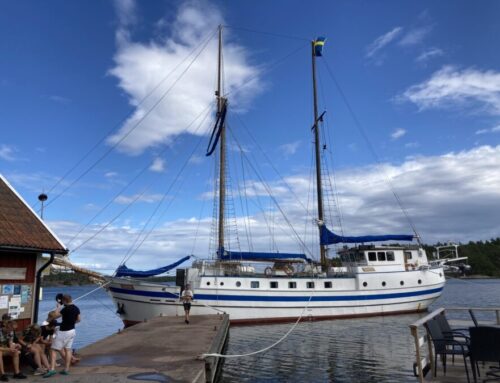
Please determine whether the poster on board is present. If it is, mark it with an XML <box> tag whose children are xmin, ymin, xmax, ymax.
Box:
<box><xmin>2</xmin><ymin>285</ymin><xmax>14</xmax><ymax>295</ymax></box>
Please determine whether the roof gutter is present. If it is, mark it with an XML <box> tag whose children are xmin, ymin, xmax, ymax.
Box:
<box><xmin>33</xmin><ymin>252</ymin><xmax>55</xmax><ymax>324</ymax></box>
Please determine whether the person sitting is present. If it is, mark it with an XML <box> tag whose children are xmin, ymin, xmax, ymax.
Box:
<box><xmin>18</xmin><ymin>324</ymin><xmax>50</xmax><ymax>375</ymax></box>
<box><xmin>0</xmin><ymin>320</ymin><xmax>27</xmax><ymax>380</ymax></box>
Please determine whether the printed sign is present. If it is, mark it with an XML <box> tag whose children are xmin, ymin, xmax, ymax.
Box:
<box><xmin>0</xmin><ymin>268</ymin><xmax>27</xmax><ymax>280</ymax></box>
<box><xmin>2</xmin><ymin>285</ymin><xmax>13</xmax><ymax>295</ymax></box>
<box><xmin>0</xmin><ymin>295</ymin><xmax>8</xmax><ymax>309</ymax></box>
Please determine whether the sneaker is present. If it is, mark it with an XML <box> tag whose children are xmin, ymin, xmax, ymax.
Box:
<box><xmin>12</xmin><ymin>373</ymin><xmax>26</xmax><ymax>380</ymax></box>
<box><xmin>43</xmin><ymin>370</ymin><xmax>57</xmax><ymax>378</ymax></box>
<box><xmin>185</xmin><ymin>319</ymin><xmax>188</xmax><ymax>324</ymax></box>
<box><xmin>0</xmin><ymin>374</ymin><xmax>8</xmax><ymax>382</ymax></box>
<box><xmin>59</xmin><ymin>371</ymin><xmax>69</xmax><ymax>375</ymax></box>
<box><xmin>34</xmin><ymin>368</ymin><xmax>46</xmax><ymax>376</ymax></box>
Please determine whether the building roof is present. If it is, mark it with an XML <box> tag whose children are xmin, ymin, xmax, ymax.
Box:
<box><xmin>0</xmin><ymin>175</ymin><xmax>68</xmax><ymax>254</ymax></box>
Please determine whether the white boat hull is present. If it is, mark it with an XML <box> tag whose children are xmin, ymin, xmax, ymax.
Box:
<box><xmin>108</xmin><ymin>268</ymin><xmax>445</xmax><ymax>326</ymax></box>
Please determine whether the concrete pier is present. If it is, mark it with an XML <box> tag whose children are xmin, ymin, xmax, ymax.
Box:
<box><xmin>25</xmin><ymin>314</ymin><xmax>229</xmax><ymax>383</ymax></box>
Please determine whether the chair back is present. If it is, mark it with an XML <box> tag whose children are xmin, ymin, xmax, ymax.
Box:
<box><xmin>468</xmin><ymin>309</ymin><xmax>478</xmax><ymax>327</ymax></box>
<box><xmin>469</xmin><ymin>326</ymin><xmax>500</xmax><ymax>362</ymax></box>
<box><xmin>434</xmin><ymin>314</ymin><xmax>453</xmax><ymax>340</ymax></box>
<box><xmin>425</xmin><ymin>318</ymin><xmax>447</xmax><ymax>353</ymax></box>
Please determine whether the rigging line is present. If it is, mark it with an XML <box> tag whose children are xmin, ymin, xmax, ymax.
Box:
<box><xmin>34</xmin><ymin>28</ymin><xmax>219</xmax><ymax>211</ymax></box>
<box><xmin>67</xmin><ymin>102</ymin><xmax>213</xmax><ymax>249</ymax></box>
<box><xmin>43</xmin><ymin>29</ymin><xmax>217</xmax><ymax>211</ymax></box>
<box><xmin>321</xmin><ymin>60</ymin><xmax>422</xmax><ymax>241</ymax></box>
<box><xmin>120</xmin><ymin>114</ymin><xmax>212</xmax><ymax>266</ymax></box>
<box><xmin>224</xmin><ymin>25</ymin><xmax>310</xmax><ymax>42</ymax></box>
<box><xmin>239</xmin><ymin>150</ymin><xmax>254</xmax><ymax>251</ymax></box>
<box><xmin>234</xmin><ymin>114</ymin><xmax>316</xmax><ymax>224</ymax></box>
<box><xmin>227</xmin><ymin>126</ymin><xmax>314</xmax><ymax>257</ymax></box>
<box><xmin>224</xmin><ymin>42</ymin><xmax>309</xmax><ymax>100</ymax></box>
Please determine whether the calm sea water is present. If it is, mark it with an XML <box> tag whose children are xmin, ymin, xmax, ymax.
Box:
<box><xmin>39</xmin><ymin>279</ymin><xmax>500</xmax><ymax>382</ymax></box>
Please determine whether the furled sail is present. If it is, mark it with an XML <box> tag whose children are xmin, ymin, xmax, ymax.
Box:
<box><xmin>320</xmin><ymin>225</ymin><xmax>413</xmax><ymax>245</ymax></box>
<box><xmin>219</xmin><ymin>249</ymin><xmax>312</xmax><ymax>263</ymax></box>
<box><xmin>115</xmin><ymin>255</ymin><xmax>190</xmax><ymax>278</ymax></box>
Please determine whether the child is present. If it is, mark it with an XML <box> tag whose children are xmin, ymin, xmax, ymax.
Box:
<box><xmin>0</xmin><ymin>320</ymin><xmax>27</xmax><ymax>380</ymax></box>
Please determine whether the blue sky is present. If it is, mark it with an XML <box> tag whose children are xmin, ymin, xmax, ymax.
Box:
<box><xmin>1</xmin><ymin>0</ymin><xmax>499</xmax><ymax>272</ymax></box>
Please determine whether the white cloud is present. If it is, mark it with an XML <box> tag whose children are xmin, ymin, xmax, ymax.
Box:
<box><xmin>391</xmin><ymin>128</ymin><xmax>406</xmax><ymax>140</ymax></box>
<box><xmin>48</xmin><ymin>95</ymin><xmax>71</xmax><ymax>104</ymax></box>
<box><xmin>0</xmin><ymin>144</ymin><xmax>16</xmax><ymax>161</ymax></box>
<box><xmin>149</xmin><ymin>157</ymin><xmax>165</xmax><ymax>172</ymax></box>
<box><xmin>476</xmin><ymin>125</ymin><xmax>500</xmax><ymax>135</ymax></box>
<box><xmin>365</xmin><ymin>27</ymin><xmax>403</xmax><ymax>58</ymax></box>
<box><xmin>398</xmin><ymin>26</ymin><xmax>432</xmax><ymax>47</ymax></box>
<box><xmin>105</xmin><ymin>171</ymin><xmax>119</xmax><ymax>178</ymax></box>
<box><xmin>279</xmin><ymin>141</ymin><xmax>301</xmax><ymax>156</ymax></box>
<box><xmin>416</xmin><ymin>47</ymin><xmax>443</xmax><ymax>63</ymax></box>
<box><xmin>399</xmin><ymin>66</ymin><xmax>500</xmax><ymax>115</ymax></box>
<box><xmin>56</xmin><ymin>145</ymin><xmax>500</xmax><ymax>271</ymax></box>
<box><xmin>404</xmin><ymin>142</ymin><xmax>419</xmax><ymax>148</ymax></box>
<box><xmin>114</xmin><ymin>193</ymin><xmax>164</xmax><ymax>204</ymax></box>
<box><xmin>107</xmin><ymin>0</ymin><xmax>261</xmax><ymax>155</ymax></box>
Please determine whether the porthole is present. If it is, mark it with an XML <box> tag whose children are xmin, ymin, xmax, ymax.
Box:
<box><xmin>206</xmin><ymin>281</ymin><xmax>211</xmax><ymax>286</ymax></box>
<box><xmin>382</xmin><ymin>281</ymin><xmax>386</xmax><ymax>287</ymax></box>
<box><xmin>236</xmin><ymin>281</ymin><xmax>241</xmax><ymax>287</ymax></box>
<box><xmin>363</xmin><ymin>282</ymin><xmax>368</xmax><ymax>287</ymax></box>
<box><xmin>220</xmin><ymin>282</ymin><xmax>224</xmax><ymax>286</ymax></box>
<box><xmin>439</xmin><ymin>273</ymin><xmax>442</xmax><ymax>277</ymax></box>
<box><xmin>418</xmin><ymin>279</ymin><xmax>422</xmax><ymax>285</ymax></box>
<box><xmin>400</xmin><ymin>281</ymin><xmax>404</xmax><ymax>286</ymax></box>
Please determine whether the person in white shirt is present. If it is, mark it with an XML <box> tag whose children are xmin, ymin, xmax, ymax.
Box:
<box><xmin>181</xmin><ymin>284</ymin><xmax>194</xmax><ymax>324</ymax></box>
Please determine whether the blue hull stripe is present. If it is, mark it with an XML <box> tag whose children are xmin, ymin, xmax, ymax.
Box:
<box><xmin>109</xmin><ymin>286</ymin><xmax>443</xmax><ymax>302</ymax></box>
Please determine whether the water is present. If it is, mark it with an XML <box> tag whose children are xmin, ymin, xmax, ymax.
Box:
<box><xmin>39</xmin><ymin>279</ymin><xmax>500</xmax><ymax>382</ymax></box>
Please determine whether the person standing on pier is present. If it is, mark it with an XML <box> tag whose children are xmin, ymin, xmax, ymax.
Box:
<box><xmin>181</xmin><ymin>284</ymin><xmax>194</xmax><ymax>324</ymax></box>
<box><xmin>43</xmin><ymin>294</ymin><xmax>80</xmax><ymax>378</ymax></box>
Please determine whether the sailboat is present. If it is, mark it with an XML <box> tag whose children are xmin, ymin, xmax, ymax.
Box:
<box><xmin>108</xmin><ymin>27</ymin><xmax>445</xmax><ymax>326</ymax></box>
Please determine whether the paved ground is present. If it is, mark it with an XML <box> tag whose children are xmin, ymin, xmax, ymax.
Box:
<box><xmin>15</xmin><ymin>314</ymin><xmax>227</xmax><ymax>383</ymax></box>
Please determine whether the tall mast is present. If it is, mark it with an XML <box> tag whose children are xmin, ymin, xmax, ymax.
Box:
<box><xmin>217</xmin><ymin>25</ymin><xmax>226</xmax><ymax>255</ymax></box>
<box><xmin>311</xmin><ymin>40</ymin><xmax>327</xmax><ymax>270</ymax></box>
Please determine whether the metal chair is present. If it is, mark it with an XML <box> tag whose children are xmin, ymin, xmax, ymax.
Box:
<box><xmin>425</xmin><ymin>318</ymin><xmax>471</xmax><ymax>383</ymax></box>
<box><xmin>469</xmin><ymin>326</ymin><xmax>500</xmax><ymax>383</ymax></box>
<box><xmin>469</xmin><ymin>309</ymin><xmax>479</xmax><ymax>327</ymax></box>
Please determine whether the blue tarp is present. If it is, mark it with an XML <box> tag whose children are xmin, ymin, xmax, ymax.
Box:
<box><xmin>115</xmin><ymin>255</ymin><xmax>191</xmax><ymax>278</ymax></box>
<box><xmin>320</xmin><ymin>225</ymin><xmax>413</xmax><ymax>245</ymax></box>
<box><xmin>219</xmin><ymin>249</ymin><xmax>312</xmax><ymax>263</ymax></box>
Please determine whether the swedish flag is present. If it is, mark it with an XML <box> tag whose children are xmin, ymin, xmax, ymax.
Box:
<box><xmin>314</xmin><ymin>37</ymin><xmax>326</xmax><ymax>57</ymax></box>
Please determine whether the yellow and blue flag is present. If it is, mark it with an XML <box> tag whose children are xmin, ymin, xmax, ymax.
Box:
<box><xmin>314</xmin><ymin>37</ymin><xmax>326</xmax><ymax>56</ymax></box>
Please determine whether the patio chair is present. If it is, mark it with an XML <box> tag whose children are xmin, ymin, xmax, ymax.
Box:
<box><xmin>425</xmin><ymin>318</ymin><xmax>471</xmax><ymax>383</ymax></box>
<box><xmin>434</xmin><ymin>314</ymin><xmax>470</xmax><ymax>365</ymax></box>
<box><xmin>469</xmin><ymin>326</ymin><xmax>500</xmax><ymax>383</ymax></box>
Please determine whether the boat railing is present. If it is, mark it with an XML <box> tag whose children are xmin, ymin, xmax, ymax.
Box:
<box><xmin>409</xmin><ymin>306</ymin><xmax>500</xmax><ymax>383</ymax></box>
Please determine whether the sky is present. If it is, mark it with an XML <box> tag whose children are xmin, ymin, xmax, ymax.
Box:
<box><xmin>1</xmin><ymin>0</ymin><xmax>499</xmax><ymax>273</ymax></box>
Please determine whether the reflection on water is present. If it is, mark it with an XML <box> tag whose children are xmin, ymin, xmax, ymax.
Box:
<box><xmin>39</xmin><ymin>279</ymin><xmax>500</xmax><ymax>382</ymax></box>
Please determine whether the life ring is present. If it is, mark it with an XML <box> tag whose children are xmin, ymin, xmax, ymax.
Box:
<box><xmin>264</xmin><ymin>267</ymin><xmax>273</xmax><ymax>276</ymax></box>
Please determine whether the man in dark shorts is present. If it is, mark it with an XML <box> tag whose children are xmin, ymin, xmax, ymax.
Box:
<box><xmin>181</xmin><ymin>284</ymin><xmax>194</xmax><ymax>324</ymax></box>
<box><xmin>43</xmin><ymin>294</ymin><xmax>80</xmax><ymax>378</ymax></box>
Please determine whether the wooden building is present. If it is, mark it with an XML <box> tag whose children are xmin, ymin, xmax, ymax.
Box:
<box><xmin>0</xmin><ymin>175</ymin><xmax>68</xmax><ymax>330</ymax></box>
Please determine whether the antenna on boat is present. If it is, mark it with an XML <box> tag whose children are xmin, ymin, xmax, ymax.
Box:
<box><xmin>217</xmin><ymin>24</ymin><xmax>226</xmax><ymax>258</ymax></box>
<box><xmin>311</xmin><ymin>37</ymin><xmax>327</xmax><ymax>271</ymax></box>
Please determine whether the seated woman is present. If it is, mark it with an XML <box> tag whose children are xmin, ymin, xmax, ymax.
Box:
<box><xmin>0</xmin><ymin>321</ymin><xmax>26</xmax><ymax>380</ymax></box>
<box><xmin>19</xmin><ymin>324</ymin><xmax>50</xmax><ymax>375</ymax></box>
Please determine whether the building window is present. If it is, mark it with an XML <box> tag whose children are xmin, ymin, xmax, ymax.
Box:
<box><xmin>377</xmin><ymin>252</ymin><xmax>386</xmax><ymax>261</ymax></box>
<box><xmin>363</xmin><ymin>282</ymin><xmax>368</xmax><ymax>287</ymax></box>
<box><xmin>288</xmin><ymin>282</ymin><xmax>297</xmax><ymax>289</ymax></box>
<box><xmin>236</xmin><ymin>281</ymin><xmax>241</xmax><ymax>287</ymax></box>
<box><xmin>386</xmin><ymin>251</ymin><xmax>395</xmax><ymax>261</ymax></box>
<box><xmin>251</xmin><ymin>281</ymin><xmax>260</xmax><ymax>288</ymax></box>
<box><xmin>324</xmin><ymin>281</ymin><xmax>332</xmax><ymax>288</ymax></box>
<box><xmin>307</xmin><ymin>282</ymin><xmax>315</xmax><ymax>289</ymax></box>
<box><xmin>368</xmin><ymin>252</ymin><xmax>377</xmax><ymax>261</ymax></box>
<box><xmin>270</xmin><ymin>281</ymin><xmax>278</xmax><ymax>289</ymax></box>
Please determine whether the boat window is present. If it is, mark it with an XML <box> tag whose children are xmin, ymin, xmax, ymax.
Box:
<box><xmin>404</xmin><ymin>251</ymin><xmax>412</xmax><ymax>260</ymax></box>
<box><xmin>377</xmin><ymin>252</ymin><xmax>386</xmax><ymax>261</ymax></box>
<box><xmin>400</xmin><ymin>281</ymin><xmax>404</xmax><ymax>286</ymax></box>
<box><xmin>418</xmin><ymin>279</ymin><xmax>422</xmax><ymax>284</ymax></box>
<box><xmin>206</xmin><ymin>282</ymin><xmax>211</xmax><ymax>286</ymax></box>
<box><xmin>363</xmin><ymin>282</ymin><xmax>368</xmax><ymax>287</ymax></box>
<box><xmin>368</xmin><ymin>252</ymin><xmax>377</xmax><ymax>261</ymax></box>
<box><xmin>270</xmin><ymin>281</ymin><xmax>278</xmax><ymax>289</ymax></box>
<box><xmin>382</xmin><ymin>281</ymin><xmax>386</xmax><ymax>287</ymax></box>
<box><xmin>236</xmin><ymin>281</ymin><xmax>241</xmax><ymax>287</ymax></box>
<box><xmin>288</xmin><ymin>282</ymin><xmax>297</xmax><ymax>289</ymax></box>
<box><xmin>307</xmin><ymin>282</ymin><xmax>314</xmax><ymax>289</ymax></box>
<box><xmin>386</xmin><ymin>251</ymin><xmax>395</xmax><ymax>261</ymax></box>
<box><xmin>220</xmin><ymin>282</ymin><xmax>224</xmax><ymax>286</ymax></box>
<box><xmin>324</xmin><ymin>281</ymin><xmax>332</xmax><ymax>288</ymax></box>
<box><xmin>251</xmin><ymin>281</ymin><xmax>260</xmax><ymax>288</ymax></box>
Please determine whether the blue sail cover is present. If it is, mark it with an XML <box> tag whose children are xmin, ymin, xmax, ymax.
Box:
<box><xmin>219</xmin><ymin>250</ymin><xmax>312</xmax><ymax>263</ymax></box>
<box><xmin>115</xmin><ymin>255</ymin><xmax>190</xmax><ymax>278</ymax></box>
<box><xmin>320</xmin><ymin>225</ymin><xmax>413</xmax><ymax>245</ymax></box>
